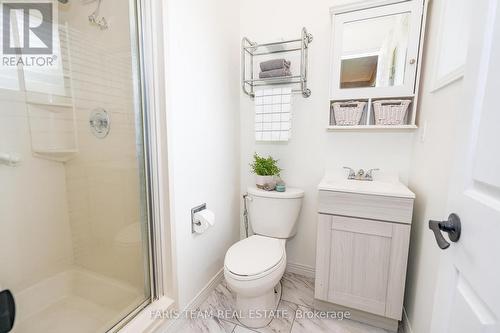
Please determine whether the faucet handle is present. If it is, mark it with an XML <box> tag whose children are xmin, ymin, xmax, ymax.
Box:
<box><xmin>365</xmin><ymin>168</ymin><xmax>380</xmax><ymax>180</ymax></box>
<box><xmin>343</xmin><ymin>166</ymin><xmax>356</xmax><ymax>179</ymax></box>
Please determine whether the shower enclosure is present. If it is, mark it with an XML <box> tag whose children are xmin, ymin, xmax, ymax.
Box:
<box><xmin>0</xmin><ymin>0</ymin><xmax>163</xmax><ymax>331</ymax></box>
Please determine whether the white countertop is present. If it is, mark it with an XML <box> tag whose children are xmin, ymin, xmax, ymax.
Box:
<box><xmin>318</xmin><ymin>177</ymin><xmax>415</xmax><ymax>199</ymax></box>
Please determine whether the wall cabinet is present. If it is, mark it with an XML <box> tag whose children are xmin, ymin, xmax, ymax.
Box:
<box><xmin>315</xmin><ymin>185</ymin><xmax>414</xmax><ymax>330</ymax></box>
<box><xmin>328</xmin><ymin>0</ymin><xmax>429</xmax><ymax>129</ymax></box>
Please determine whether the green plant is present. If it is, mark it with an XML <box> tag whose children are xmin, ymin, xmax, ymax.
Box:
<box><xmin>250</xmin><ymin>153</ymin><xmax>282</xmax><ymax>176</ymax></box>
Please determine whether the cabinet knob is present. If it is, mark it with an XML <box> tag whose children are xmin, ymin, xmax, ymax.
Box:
<box><xmin>409</xmin><ymin>58</ymin><xmax>416</xmax><ymax>65</ymax></box>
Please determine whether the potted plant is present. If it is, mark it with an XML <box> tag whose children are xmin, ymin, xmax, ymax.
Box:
<box><xmin>250</xmin><ymin>153</ymin><xmax>282</xmax><ymax>190</ymax></box>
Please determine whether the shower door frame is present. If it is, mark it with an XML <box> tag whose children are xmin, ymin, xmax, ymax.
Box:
<box><xmin>107</xmin><ymin>0</ymin><xmax>172</xmax><ymax>331</ymax></box>
<box><xmin>134</xmin><ymin>0</ymin><xmax>165</xmax><ymax>302</ymax></box>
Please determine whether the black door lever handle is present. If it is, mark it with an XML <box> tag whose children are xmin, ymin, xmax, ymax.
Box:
<box><xmin>429</xmin><ymin>213</ymin><xmax>461</xmax><ymax>250</ymax></box>
<box><xmin>0</xmin><ymin>289</ymin><xmax>15</xmax><ymax>333</ymax></box>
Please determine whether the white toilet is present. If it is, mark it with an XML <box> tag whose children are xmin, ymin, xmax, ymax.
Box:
<box><xmin>224</xmin><ymin>186</ymin><xmax>304</xmax><ymax>328</ymax></box>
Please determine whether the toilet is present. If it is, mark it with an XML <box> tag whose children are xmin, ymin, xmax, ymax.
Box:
<box><xmin>224</xmin><ymin>186</ymin><xmax>304</xmax><ymax>328</ymax></box>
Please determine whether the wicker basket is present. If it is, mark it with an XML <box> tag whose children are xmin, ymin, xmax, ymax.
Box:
<box><xmin>332</xmin><ymin>101</ymin><xmax>366</xmax><ymax>126</ymax></box>
<box><xmin>372</xmin><ymin>99</ymin><xmax>411</xmax><ymax>125</ymax></box>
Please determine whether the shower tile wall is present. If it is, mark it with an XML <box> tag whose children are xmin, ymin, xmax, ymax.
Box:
<box><xmin>0</xmin><ymin>97</ymin><xmax>73</xmax><ymax>292</ymax></box>
<box><xmin>1</xmin><ymin>3</ymin><xmax>149</xmax><ymax>331</ymax></box>
<box><xmin>0</xmin><ymin>0</ymin><xmax>138</xmax><ymax>299</ymax></box>
<box><xmin>60</xmin><ymin>2</ymin><xmax>145</xmax><ymax>289</ymax></box>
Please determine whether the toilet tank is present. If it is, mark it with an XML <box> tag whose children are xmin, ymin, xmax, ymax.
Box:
<box><xmin>247</xmin><ymin>187</ymin><xmax>304</xmax><ymax>239</ymax></box>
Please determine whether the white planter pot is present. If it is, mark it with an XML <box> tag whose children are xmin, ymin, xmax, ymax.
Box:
<box><xmin>255</xmin><ymin>175</ymin><xmax>276</xmax><ymax>190</ymax></box>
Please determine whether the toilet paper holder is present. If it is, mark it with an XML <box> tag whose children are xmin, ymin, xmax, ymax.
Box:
<box><xmin>191</xmin><ymin>203</ymin><xmax>207</xmax><ymax>233</ymax></box>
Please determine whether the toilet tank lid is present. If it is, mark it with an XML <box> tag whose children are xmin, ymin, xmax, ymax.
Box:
<box><xmin>247</xmin><ymin>187</ymin><xmax>304</xmax><ymax>199</ymax></box>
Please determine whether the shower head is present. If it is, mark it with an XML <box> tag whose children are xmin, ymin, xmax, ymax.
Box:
<box><xmin>58</xmin><ymin>0</ymin><xmax>69</xmax><ymax>3</ymax></box>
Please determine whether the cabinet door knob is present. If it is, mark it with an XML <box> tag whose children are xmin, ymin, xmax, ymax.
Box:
<box><xmin>409</xmin><ymin>58</ymin><xmax>416</xmax><ymax>65</ymax></box>
<box><xmin>429</xmin><ymin>213</ymin><xmax>461</xmax><ymax>250</ymax></box>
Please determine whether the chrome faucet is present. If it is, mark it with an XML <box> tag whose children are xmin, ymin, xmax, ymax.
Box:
<box><xmin>365</xmin><ymin>168</ymin><xmax>379</xmax><ymax>181</ymax></box>
<box><xmin>343</xmin><ymin>167</ymin><xmax>379</xmax><ymax>181</ymax></box>
<box><xmin>343</xmin><ymin>167</ymin><xmax>356</xmax><ymax>180</ymax></box>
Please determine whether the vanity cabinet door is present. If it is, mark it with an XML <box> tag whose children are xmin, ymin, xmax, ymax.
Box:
<box><xmin>315</xmin><ymin>214</ymin><xmax>411</xmax><ymax>320</ymax></box>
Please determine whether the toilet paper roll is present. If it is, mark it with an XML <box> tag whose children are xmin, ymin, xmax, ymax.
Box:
<box><xmin>193</xmin><ymin>209</ymin><xmax>215</xmax><ymax>234</ymax></box>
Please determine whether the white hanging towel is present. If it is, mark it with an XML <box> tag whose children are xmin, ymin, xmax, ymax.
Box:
<box><xmin>254</xmin><ymin>87</ymin><xmax>292</xmax><ymax>142</ymax></box>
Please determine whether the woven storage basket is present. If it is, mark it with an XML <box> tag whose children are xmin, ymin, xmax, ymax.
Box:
<box><xmin>332</xmin><ymin>101</ymin><xmax>366</xmax><ymax>126</ymax></box>
<box><xmin>372</xmin><ymin>99</ymin><xmax>411</xmax><ymax>125</ymax></box>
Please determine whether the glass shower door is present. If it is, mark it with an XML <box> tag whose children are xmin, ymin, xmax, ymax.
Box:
<box><xmin>0</xmin><ymin>0</ymin><xmax>153</xmax><ymax>332</ymax></box>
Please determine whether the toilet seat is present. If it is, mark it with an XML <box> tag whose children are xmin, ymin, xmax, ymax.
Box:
<box><xmin>224</xmin><ymin>235</ymin><xmax>285</xmax><ymax>280</ymax></box>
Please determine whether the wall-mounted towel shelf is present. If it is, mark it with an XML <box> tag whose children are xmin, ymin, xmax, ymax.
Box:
<box><xmin>242</xmin><ymin>27</ymin><xmax>313</xmax><ymax>98</ymax></box>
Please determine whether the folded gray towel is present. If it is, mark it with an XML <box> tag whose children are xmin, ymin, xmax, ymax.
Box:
<box><xmin>259</xmin><ymin>59</ymin><xmax>291</xmax><ymax>72</ymax></box>
<box><xmin>259</xmin><ymin>68</ymin><xmax>292</xmax><ymax>79</ymax></box>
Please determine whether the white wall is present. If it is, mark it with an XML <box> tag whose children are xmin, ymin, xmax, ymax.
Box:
<box><xmin>163</xmin><ymin>0</ymin><xmax>241</xmax><ymax>309</ymax></box>
<box><xmin>404</xmin><ymin>0</ymin><xmax>463</xmax><ymax>331</ymax></box>
<box><xmin>239</xmin><ymin>0</ymin><xmax>414</xmax><ymax>269</ymax></box>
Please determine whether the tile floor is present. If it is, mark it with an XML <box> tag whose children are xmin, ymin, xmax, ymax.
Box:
<box><xmin>176</xmin><ymin>272</ymin><xmax>401</xmax><ymax>333</ymax></box>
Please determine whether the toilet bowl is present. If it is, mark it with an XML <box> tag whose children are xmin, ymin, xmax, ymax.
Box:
<box><xmin>224</xmin><ymin>187</ymin><xmax>304</xmax><ymax>328</ymax></box>
<box><xmin>224</xmin><ymin>235</ymin><xmax>286</xmax><ymax>328</ymax></box>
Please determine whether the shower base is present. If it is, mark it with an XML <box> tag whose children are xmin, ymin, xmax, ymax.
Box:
<box><xmin>13</xmin><ymin>268</ymin><xmax>144</xmax><ymax>333</ymax></box>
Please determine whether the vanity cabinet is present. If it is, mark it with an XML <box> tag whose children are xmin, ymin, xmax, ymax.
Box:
<box><xmin>314</xmin><ymin>186</ymin><xmax>414</xmax><ymax>328</ymax></box>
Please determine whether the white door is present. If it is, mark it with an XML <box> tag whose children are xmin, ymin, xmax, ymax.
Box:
<box><xmin>429</xmin><ymin>1</ymin><xmax>500</xmax><ymax>332</ymax></box>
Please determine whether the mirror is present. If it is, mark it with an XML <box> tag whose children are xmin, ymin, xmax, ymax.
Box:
<box><xmin>340</xmin><ymin>13</ymin><xmax>411</xmax><ymax>89</ymax></box>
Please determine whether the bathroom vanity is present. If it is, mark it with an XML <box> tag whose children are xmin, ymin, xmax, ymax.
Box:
<box><xmin>314</xmin><ymin>176</ymin><xmax>414</xmax><ymax>332</ymax></box>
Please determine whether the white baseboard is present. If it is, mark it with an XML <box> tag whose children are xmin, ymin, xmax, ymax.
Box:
<box><xmin>159</xmin><ymin>268</ymin><xmax>224</xmax><ymax>333</ymax></box>
<box><xmin>402</xmin><ymin>307</ymin><xmax>413</xmax><ymax>333</ymax></box>
<box><xmin>286</xmin><ymin>262</ymin><xmax>315</xmax><ymax>278</ymax></box>
<box><xmin>184</xmin><ymin>268</ymin><xmax>225</xmax><ymax>311</ymax></box>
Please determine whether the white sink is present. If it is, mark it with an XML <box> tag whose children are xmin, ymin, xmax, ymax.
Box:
<box><xmin>318</xmin><ymin>177</ymin><xmax>415</xmax><ymax>199</ymax></box>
